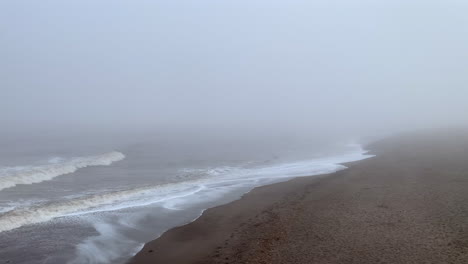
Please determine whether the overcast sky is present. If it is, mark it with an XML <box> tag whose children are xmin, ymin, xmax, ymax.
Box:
<box><xmin>2</xmin><ymin>0</ymin><xmax>468</xmax><ymax>138</ymax></box>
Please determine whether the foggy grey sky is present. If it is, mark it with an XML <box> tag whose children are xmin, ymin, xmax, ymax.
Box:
<box><xmin>2</xmin><ymin>0</ymin><xmax>468</xmax><ymax>137</ymax></box>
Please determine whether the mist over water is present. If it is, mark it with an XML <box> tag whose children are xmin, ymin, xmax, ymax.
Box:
<box><xmin>2</xmin><ymin>0</ymin><xmax>468</xmax><ymax>137</ymax></box>
<box><xmin>1</xmin><ymin>0</ymin><xmax>468</xmax><ymax>263</ymax></box>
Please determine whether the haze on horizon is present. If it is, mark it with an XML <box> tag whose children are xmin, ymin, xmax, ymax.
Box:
<box><xmin>2</xmin><ymin>0</ymin><xmax>468</xmax><ymax>142</ymax></box>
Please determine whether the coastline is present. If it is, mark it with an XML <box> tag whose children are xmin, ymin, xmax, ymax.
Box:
<box><xmin>129</xmin><ymin>131</ymin><xmax>468</xmax><ymax>263</ymax></box>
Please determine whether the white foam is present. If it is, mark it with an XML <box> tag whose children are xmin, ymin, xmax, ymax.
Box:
<box><xmin>0</xmin><ymin>151</ymin><xmax>125</xmax><ymax>191</ymax></box>
<box><xmin>66</xmin><ymin>145</ymin><xmax>374</xmax><ymax>264</ymax></box>
<box><xmin>66</xmin><ymin>145</ymin><xmax>373</xmax><ymax>264</ymax></box>
<box><xmin>0</xmin><ymin>206</ymin><xmax>15</xmax><ymax>214</ymax></box>
<box><xmin>0</xmin><ymin>183</ymin><xmax>203</xmax><ymax>233</ymax></box>
<box><xmin>0</xmin><ymin>145</ymin><xmax>374</xmax><ymax>234</ymax></box>
<box><xmin>69</xmin><ymin>222</ymin><xmax>143</xmax><ymax>264</ymax></box>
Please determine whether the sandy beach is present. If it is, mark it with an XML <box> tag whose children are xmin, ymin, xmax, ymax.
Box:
<box><xmin>129</xmin><ymin>130</ymin><xmax>468</xmax><ymax>264</ymax></box>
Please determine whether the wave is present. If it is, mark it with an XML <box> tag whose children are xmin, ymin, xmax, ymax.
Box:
<box><xmin>0</xmin><ymin>145</ymin><xmax>374</xmax><ymax>233</ymax></box>
<box><xmin>0</xmin><ymin>152</ymin><xmax>125</xmax><ymax>191</ymax></box>
<box><xmin>0</xmin><ymin>183</ymin><xmax>202</xmax><ymax>233</ymax></box>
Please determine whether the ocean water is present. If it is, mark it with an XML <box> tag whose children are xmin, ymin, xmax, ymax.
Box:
<box><xmin>0</xmin><ymin>134</ymin><xmax>373</xmax><ymax>264</ymax></box>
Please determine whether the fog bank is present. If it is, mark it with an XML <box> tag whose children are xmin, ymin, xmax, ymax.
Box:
<box><xmin>2</xmin><ymin>0</ymin><xmax>468</xmax><ymax>141</ymax></box>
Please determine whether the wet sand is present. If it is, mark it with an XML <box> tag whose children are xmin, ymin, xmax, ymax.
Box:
<box><xmin>129</xmin><ymin>131</ymin><xmax>468</xmax><ymax>263</ymax></box>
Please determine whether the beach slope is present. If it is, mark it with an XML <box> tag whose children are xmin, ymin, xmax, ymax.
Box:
<box><xmin>130</xmin><ymin>131</ymin><xmax>468</xmax><ymax>264</ymax></box>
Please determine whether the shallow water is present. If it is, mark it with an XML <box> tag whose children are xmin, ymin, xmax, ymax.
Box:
<box><xmin>0</xmin><ymin>135</ymin><xmax>373</xmax><ymax>263</ymax></box>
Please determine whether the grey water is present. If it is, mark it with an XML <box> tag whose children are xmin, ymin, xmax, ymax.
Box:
<box><xmin>0</xmin><ymin>133</ymin><xmax>372</xmax><ymax>264</ymax></box>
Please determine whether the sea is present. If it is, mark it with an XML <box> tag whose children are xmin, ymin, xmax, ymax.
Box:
<box><xmin>0</xmin><ymin>132</ymin><xmax>373</xmax><ymax>263</ymax></box>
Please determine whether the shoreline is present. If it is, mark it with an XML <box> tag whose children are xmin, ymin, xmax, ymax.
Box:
<box><xmin>129</xmin><ymin>131</ymin><xmax>468</xmax><ymax>263</ymax></box>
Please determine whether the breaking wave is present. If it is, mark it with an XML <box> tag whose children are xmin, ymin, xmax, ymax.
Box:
<box><xmin>0</xmin><ymin>152</ymin><xmax>125</xmax><ymax>191</ymax></box>
<box><xmin>0</xmin><ymin>183</ymin><xmax>202</xmax><ymax>233</ymax></box>
<box><xmin>0</xmin><ymin>144</ymin><xmax>374</xmax><ymax>234</ymax></box>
